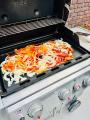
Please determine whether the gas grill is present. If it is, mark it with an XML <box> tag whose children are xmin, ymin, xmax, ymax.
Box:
<box><xmin>0</xmin><ymin>1</ymin><xmax>90</xmax><ymax>120</ymax></box>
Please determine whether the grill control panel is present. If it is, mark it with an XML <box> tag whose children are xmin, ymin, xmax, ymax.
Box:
<box><xmin>7</xmin><ymin>69</ymin><xmax>90</xmax><ymax>120</ymax></box>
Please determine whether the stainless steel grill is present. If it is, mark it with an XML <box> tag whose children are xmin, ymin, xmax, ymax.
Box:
<box><xmin>0</xmin><ymin>0</ymin><xmax>90</xmax><ymax>120</ymax></box>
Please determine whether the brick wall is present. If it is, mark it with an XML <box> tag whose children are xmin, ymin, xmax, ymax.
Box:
<box><xmin>67</xmin><ymin>0</ymin><xmax>90</xmax><ymax>27</ymax></box>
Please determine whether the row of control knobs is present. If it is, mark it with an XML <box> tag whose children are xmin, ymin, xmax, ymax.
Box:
<box><xmin>58</xmin><ymin>76</ymin><xmax>90</xmax><ymax>112</ymax></box>
<box><xmin>58</xmin><ymin>76</ymin><xmax>90</xmax><ymax>101</ymax></box>
<box><xmin>19</xmin><ymin>76</ymin><xmax>90</xmax><ymax>120</ymax></box>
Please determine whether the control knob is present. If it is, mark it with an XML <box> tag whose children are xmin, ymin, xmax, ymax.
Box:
<box><xmin>27</xmin><ymin>103</ymin><xmax>43</xmax><ymax>119</ymax></box>
<box><xmin>82</xmin><ymin>76</ymin><xmax>90</xmax><ymax>87</ymax></box>
<box><xmin>68</xmin><ymin>99</ymin><xmax>81</xmax><ymax>112</ymax></box>
<box><xmin>19</xmin><ymin>117</ymin><xmax>25</xmax><ymax>120</ymax></box>
<box><xmin>73</xmin><ymin>83</ymin><xmax>81</xmax><ymax>92</ymax></box>
<box><xmin>58</xmin><ymin>88</ymin><xmax>71</xmax><ymax>101</ymax></box>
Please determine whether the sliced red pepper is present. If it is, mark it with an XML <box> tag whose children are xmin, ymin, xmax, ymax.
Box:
<box><xmin>52</xmin><ymin>48</ymin><xmax>60</xmax><ymax>53</ymax></box>
<box><xmin>57</xmin><ymin>53</ymin><xmax>68</xmax><ymax>57</ymax></box>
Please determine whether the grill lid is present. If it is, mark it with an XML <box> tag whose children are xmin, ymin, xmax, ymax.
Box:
<box><xmin>0</xmin><ymin>0</ymin><xmax>71</xmax><ymax>26</ymax></box>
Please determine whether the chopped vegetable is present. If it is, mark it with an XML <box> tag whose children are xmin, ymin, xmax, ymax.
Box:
<box><xmin>1</xmin><ymin>39</ymin><xmax>74</xmax><ymax>86</ymax></box>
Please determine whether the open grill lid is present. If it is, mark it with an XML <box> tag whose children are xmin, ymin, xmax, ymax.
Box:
<box><xmin>0</xmin><ymin>0</ymin><xmax>71</xmax><ymax>26</ymax></box>
<box><xmin>0</xmin><ymin>0</ymin><xmax>71</xmax><ymax>49</ymax></box>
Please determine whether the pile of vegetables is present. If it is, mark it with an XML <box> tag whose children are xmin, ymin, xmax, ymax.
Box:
<box><xmin>1</xmin><ymin>39</ymin><xmax>74</xmax><ymax>86</ymax></box>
